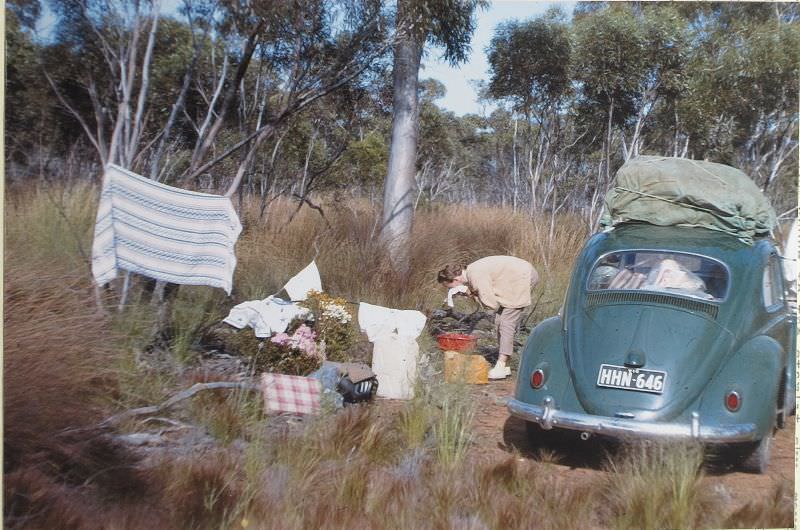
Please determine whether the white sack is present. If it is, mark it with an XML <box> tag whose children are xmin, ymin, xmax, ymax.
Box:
<box><xmin>371</xmin><ymin>334</ymin><xmax>419</xmax><ymax>400</ymax></box>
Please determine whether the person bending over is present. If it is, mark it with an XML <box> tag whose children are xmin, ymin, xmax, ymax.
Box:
<box><xmin>437</xmin><ymin>256</ymin><xmax>538</xmax><ymax>380</ymax></box>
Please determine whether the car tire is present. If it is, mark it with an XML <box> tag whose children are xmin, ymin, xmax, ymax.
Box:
<box><xmin>738</xmin><ymin>435</ymin><xmax>772</xmax><ymax>474</ymax></box>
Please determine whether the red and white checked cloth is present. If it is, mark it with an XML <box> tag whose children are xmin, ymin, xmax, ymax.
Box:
<box><xmin>260</xmin><ymin>373</ymin><xmax>321</xmax><ymax>414</ymax></box>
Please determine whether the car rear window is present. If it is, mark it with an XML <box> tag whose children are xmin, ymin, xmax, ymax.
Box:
<box><xmin>587</xmin><ymin>251</ymin><xmax>728</xmax><ymax>301</ymax></box>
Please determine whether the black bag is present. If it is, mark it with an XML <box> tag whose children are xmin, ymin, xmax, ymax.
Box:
<box><xmin>337</xmin><ymin>376</ymin><xmax>378</xmax><ymax>403</ymax></box>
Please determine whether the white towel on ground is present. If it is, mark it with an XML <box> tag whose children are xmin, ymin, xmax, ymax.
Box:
<box><xmin>223</xmin><ymin>296</ymin><xmax>310</xmax><ymax>338</ymax></box>
<box><xmin>283</xmin><ymin>261</ymin><xmax>322</xmax><ymax>301</ymax></box>
<box><xmin>357</xmin><ymin>302</ymin><xmax>427</xmax><ymax>341</ymax></box>
<box><xmin>92</xmin><ymin>164</ymin><xmax>242</xmax><ymax>294</ymax></box>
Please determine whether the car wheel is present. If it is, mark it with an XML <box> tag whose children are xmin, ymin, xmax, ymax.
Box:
<box><xmin>738</xmin><ymin>435</ymin><xmax>772</xmax><ymax>474</ymax></box>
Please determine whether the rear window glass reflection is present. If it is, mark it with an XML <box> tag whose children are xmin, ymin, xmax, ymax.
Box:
<box><xmin>587</xmin><ymin>251</ymin><xmax>728</xmax><ymax>301</ymax></box>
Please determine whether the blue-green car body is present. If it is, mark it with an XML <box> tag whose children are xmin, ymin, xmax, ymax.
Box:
<box><xmin>508</xmin><ymin>224</ymin><xmax>796</xmax><ymax>448</ymax></box>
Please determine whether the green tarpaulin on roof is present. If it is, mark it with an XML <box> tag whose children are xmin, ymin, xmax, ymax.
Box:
<box><xmin>599</xmin><ymin>156</ymin><xmax>777</xmax><ymax>244</ymax></box>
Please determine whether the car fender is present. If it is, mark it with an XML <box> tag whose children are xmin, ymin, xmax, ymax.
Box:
<box><xmin>515</xmin><ymin>317</ymin><xmax>582</xmax><ymax>411</ymax></box>
<box><xmin>784</xmin><ymin>314</ymin><xmax>797</xmax><ymax>415</ymax></box>
<box><xmin>698</xmin><ymin>335</ymin><xmax>784</xmax><ymax>438</ymax></box>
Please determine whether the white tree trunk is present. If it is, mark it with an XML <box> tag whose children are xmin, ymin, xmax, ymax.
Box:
<box><xmin>381</xmin><ymin>30</ymin><xmax>423</xmax><ymax>273</ymax></box>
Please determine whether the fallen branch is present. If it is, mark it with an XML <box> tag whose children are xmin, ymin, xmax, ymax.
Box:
<box><xmin>99</xmin><ymin>381</ymin><xmax>260</xmax><ymax>428</ymax></box>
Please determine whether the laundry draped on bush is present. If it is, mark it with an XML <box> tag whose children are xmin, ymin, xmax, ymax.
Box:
<box><xmin>92</xmin><ymin>164</ymin><xmax>242</xmax><ymax>294</ymax></box>
<box><xmin>223</xmin><ymin>296</ymin><xmax>311</xmax><ymax>338</ymax></box>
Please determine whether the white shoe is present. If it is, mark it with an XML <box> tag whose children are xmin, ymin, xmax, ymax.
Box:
<box><xmin>488</xmin><ymin>365</ymin><xmax>511</xmax><ymax>380</ymax></box>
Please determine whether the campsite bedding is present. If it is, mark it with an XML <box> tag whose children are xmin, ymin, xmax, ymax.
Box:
<box><xmin>261</xmin><ymin>373</ymin><xmax>322</xmax><ymax>414</ymax></box>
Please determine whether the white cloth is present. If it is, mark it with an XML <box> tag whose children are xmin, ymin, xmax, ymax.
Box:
<box><xmin>644</xmin><ymin>259</ymin><xmax>706</xmax><ymax>292</ymax></box>
<box><xmin>223</xmin><ymin>296</ymin><xmax>309</xmax><ymax>338</ymax></box>
<box><xmin>357</xmin><ymin>302</ymin><xmax>427</xmax><ymax>341</ymax></box>
<box><xmin>446</xmin><ymin>285</ymin><xmax>469</xmax><ymax>307</ymax></box>
<box><xmin>92</xmin><ymin>164</ymin><xmax>242</xmax><ymax>294</ymax></box>
<box><xmin>283</xmin><ymin>261</ymin><xmax>322</xmax><ymax>301</ymax></box>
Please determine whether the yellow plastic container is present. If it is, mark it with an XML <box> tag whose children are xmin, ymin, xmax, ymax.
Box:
<box><xmin>444</xmin><ymin>350</ymin><xmax>489</xmax><ymax>385</ymax></box>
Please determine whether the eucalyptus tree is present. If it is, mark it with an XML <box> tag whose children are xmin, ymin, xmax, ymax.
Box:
<box><xmin>381</xmin><ymin>0</ymin><xmax>487</xmax><ymax>272</ymax></box>
<box><xmin>42</xmin><ymin>0</ymin><xmax>391</xmax><ymax>190</ymax></box>
<box><xmin>6</xmin><ymin>7</ymin><xmax>60</xmax><ymax>177</ymax></box>
<box><xmin>620</xmin><ymin>3</ymin><xmax>689</xmax><ymax>160</ymax></box>
<box><xmin>571</xmin><ymin>2</ymin><xmax>690</xmax><ymax>227</ymax></box>
<box><xmin>487</xmin><ymin>7</ymin><xmax>572</xmax><ymax>215</ymax></box>
<box><xmin>676</xmin><ymin>3</ymin><xmax>798</xmax><ymax>201</ymax></box>
<box><xmin>44</xmin><ymin>0</ymin><xmax>169</xmax><ymax>169</ymax></box>
<box><xmin>184</xmin><ymin>0</ymin><xmax>391</xmax><ymax>198</ymax></box>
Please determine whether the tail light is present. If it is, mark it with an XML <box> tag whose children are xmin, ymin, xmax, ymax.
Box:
<box><xmin>531</xmin><ymin>369</ymin><xmax>545</xmax><ymax>389</ymax></box>
<box><xmin>725</xmin><ymin>390</ymin><xmax>741</xmax><ymax>412</ymax></box>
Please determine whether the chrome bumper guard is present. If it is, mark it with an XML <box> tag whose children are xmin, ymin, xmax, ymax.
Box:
<box><xmin>507</xmin><ymin>396</ymin><xmax>758</xmax><ymax>443</ymax></box>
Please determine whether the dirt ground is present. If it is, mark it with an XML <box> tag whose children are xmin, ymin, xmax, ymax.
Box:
<box><xmin>462</xmin><ymin>375</ymin><xmax>796</xmax><ymax>514</ymax></box>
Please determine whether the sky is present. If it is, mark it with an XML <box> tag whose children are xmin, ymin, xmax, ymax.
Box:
<box><xmin>422</xmin><ymin>0</ymin><xmax>576</xmax><ymax>116</ymax></box>
<box><xmin>34</xmin><ymin>0</ymin><xmax>576</xmax><ymax>116</ymax></box>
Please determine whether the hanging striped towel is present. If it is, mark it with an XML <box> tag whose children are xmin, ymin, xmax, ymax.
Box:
<box><xmin>92</xmin><ymin>164</ymin><xmax>243</xmax><ymax>294</ymax></box>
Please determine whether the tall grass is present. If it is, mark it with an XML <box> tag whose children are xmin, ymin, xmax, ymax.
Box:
<box><xmin>603</xmin><ymin>442</ymin><xmax>713</xmax><ymax>529</ymax></box>
<box><xmin>234</xmin><ymin>196</ymin><xmax>586</xmax><ymax>314</ymax></box>
<box><xmin>4</xmin><ymin>254</ymin><xmax>118</xmax><ymax>470</ymax></box>
<box><xmin>5</xmin><ymin>183</ymin><xmax>794</xmax><ymax>529</ymax></box>
<box><xmin>4</xmin><ymin>186</ymin><xmax>150</xmax><ymax>527</ymax></box>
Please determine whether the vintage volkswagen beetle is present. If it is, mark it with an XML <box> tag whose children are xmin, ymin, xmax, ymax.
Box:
<box><xmin>508</xmin><ymin>223</ymin><xmax>796</xmax><ymax>473</ymax></box>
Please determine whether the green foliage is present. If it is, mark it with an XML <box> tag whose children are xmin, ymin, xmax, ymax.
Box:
<box><xmin>8</xmin><ymin>0</ymin><xmax>796</xmax><ymax>223</ymax></box>
<box><xmin>399</xmin><ymin>0</ymin><xmax>489</xmax><ymax>66</ymax></box>
<box><xmin>487</xmin><ymin>11</ymin><xmax>572</xmax><ymax>112</ymax></box>
<box><xmin>341</xmin><ymin>131</ymin><xmax>389</xmax><ymax>188</ymax></box>
<box><xmin>572</xmin><ymin>5</ymin><xmax>651</xmax><ymax>122</ymax></box>
<box><xmin>299</xmin><ymin>291</ymin><xmax>357</xmax><ymax>363</ymax></box>
<box><xmin>224</xmin><ymin>328</ymin><xmax>322</xmax><ymax>376</ymax></box>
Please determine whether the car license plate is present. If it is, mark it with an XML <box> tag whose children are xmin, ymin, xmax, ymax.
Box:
<box><xmin>596</xmin><ymin>364</ymin><xmax>666</xmax><ymax>394</ymax></box>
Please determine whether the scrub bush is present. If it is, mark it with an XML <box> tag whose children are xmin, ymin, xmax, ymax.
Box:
<box><xmin>299</xmin><ymin>291</ymin><xmax>356</xmax><ymax>362</ymax></box>
<box><xmin>224</xmin><ymin>325</ymin><xmax>322</xmax><ymax>376</ymax></box>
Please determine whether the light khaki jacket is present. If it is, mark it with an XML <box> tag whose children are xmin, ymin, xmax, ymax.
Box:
<box><xmin>465</xmin><ymin>256</ymin><xmax>538</xmax><ymax>310</ymax></box>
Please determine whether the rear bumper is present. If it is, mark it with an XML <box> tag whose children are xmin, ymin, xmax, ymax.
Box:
<box><xmin>507</xmin><ymin>396</ymin><xmax>758</xmax><ymax>443</ymax></box>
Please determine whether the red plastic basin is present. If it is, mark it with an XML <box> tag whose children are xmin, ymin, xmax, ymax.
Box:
<box><xmin>437</xmin><ymin>333</ymin><xmax>478</xmax><ymax>353</ymax></box>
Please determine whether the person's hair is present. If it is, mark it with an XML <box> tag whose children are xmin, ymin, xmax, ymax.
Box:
<box><xmin>437</xmin><ymin>263</ymin><xmax>464</xmax><ymax>284</ymax></box>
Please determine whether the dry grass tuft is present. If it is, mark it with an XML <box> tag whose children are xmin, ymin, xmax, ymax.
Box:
<box><xmin>722</xmin><ymin>479</ymin><xmax>794</xmax><ymax>529</ymax></box>
<box><xmin>27</xmin><ymin>428</ymin><xmax>147</xmax><ymax>500</ymax></box>
<box><xmin>3</xmin><ymin>261</ymin><xmax>120</xmax><ymax>471</ymax></box>
<box><xmin>153</xmin><ymin>450</ymin><xmax>244</xmax><ymax>530</ymax></box>
<box><xmin>602</xmin><ymin>441</ymin><xmax>715</xmax><ymax>529</ymax></box>
<box><xmin>4</xmin><ymin>467</ymin><xmax>93</xmax><ymax>530</ymax></box>
<box><xmin>236</xmin><ymin>196</ymin><xmax>587</xmax><ymax>313</ymax></box>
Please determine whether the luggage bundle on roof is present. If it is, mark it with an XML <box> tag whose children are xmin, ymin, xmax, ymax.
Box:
<box><xmin>600</xmin><ymin>156</ymin><xmax>777</xmax><ymax>244</ymax></box>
